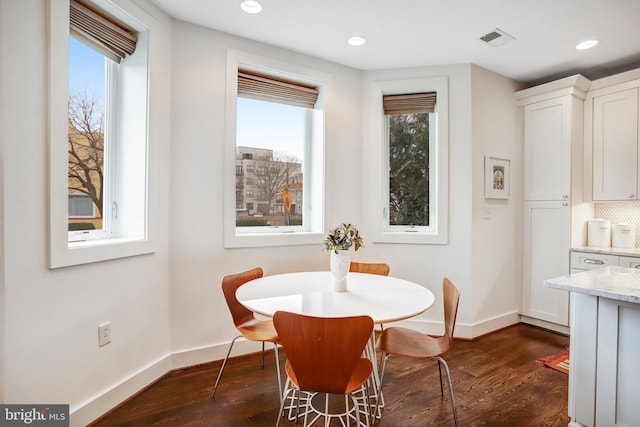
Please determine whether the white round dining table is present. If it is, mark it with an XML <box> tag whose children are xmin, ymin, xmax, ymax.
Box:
<box><xmin>236</xmin><ymin>271</ymin><xmax>435</xmax><ymax>324</ymax></box>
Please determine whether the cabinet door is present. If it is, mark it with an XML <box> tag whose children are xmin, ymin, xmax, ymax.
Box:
<box><xmin>522</xmin><ymin>201</ymin><xmax>570</xmax><ymax>325</ymax></box>
<box><xmin>524</xmin><ymin>97</ymin><xmax>571</xmax><ymax>200</ymax></box>
<box><xmin>595</xmin><ymin>298</ymin><xmax>640</xmax><ymax>426</ymax></box>
<box><xmin>592</xmin><ymin>87</ymin><xmax>639</xmax><ymax>200</ymax></box>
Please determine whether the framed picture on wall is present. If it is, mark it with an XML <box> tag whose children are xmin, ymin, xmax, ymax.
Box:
<box><xmin>484</xmin><ymin>156</ymin><xmax>510</xmax><ymax>199</ymax></box>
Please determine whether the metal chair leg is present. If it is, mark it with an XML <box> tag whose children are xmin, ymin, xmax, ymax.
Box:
<box><xmin>434</xmin><ymin>356</ymin><xmax>458</xmax><ymax>427</ymax></box>
<box><xmin>276</xmin><ymin>378</ymin><xmax>295</xmax><ymax>427</ymax></box>
<box><xmin>211</xmin><ymin>334</ymin><xmax>242</xmax><ymax>399</ymax></box>
<box><xmin>371</xmin><ymin>353</ymin><xmax>390</xmax><ymax>424</ymax></box>
<box><xmin>273</xmin><ymin>342</ymin><xmax>283</xmax><ymax>403</ymax></box>
<box><xmin>437</xmin><ymin>359</ymin><xmax>444</xmax><ymax>396</ymax></box>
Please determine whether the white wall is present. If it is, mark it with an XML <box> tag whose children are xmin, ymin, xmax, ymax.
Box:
<box><xmin>0</xmin><ymin>1</ymin><xmax>173</xmax><ymax>425</ymax></box>
<box><xmin>470</xmin><ymin>65</ymin><xmax>524</xmax><ymax>331</ymax></box>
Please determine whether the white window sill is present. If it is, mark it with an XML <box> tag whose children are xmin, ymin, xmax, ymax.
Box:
<box><xmin>224</xmin><ymin>231</ymin><xmax>324</xmax><ymax>249</ymax></box>
<box><xmin>50</xmin><ymin>237</ymin><xmax>154</xmax><ymax>269</ymax></box>
<box><xmin>370</xmin><ymin>230</ymin><xmax>448</xmax><ymax>245</ymax></box>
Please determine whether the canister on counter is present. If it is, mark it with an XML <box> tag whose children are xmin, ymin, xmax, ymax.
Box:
<box><xmin>612</xmin><ymin>223</ymin><xmax>636</xmax><ymax>249</ymax></box>
<box><xmin>587</xmin><ymin>219</ymin><xmax>611</xmax><ymax>247</ymax></box>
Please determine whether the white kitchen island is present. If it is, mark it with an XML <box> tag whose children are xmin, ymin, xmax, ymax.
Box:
<box><xmin>545</xmin><ymin>267</ymin><xmax>640</xmax><ymax>427</ymax></box>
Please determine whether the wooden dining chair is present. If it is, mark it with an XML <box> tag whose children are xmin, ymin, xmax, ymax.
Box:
<box><xmin>350</xmin><ymin>261</ymin><xmax>390</xmax><ymax>334</ymax></box>
<box><xmin>273</xmin><ymin>311</ymin><xmax>374</xmax><ymax>427</ymax></box>
<box><xmin>349</xmin><ymin>261</ymin><xmax>390</xmax><ymax>276</ymax></box>
<box><xmin>375</xmin><ymin>278</ymin><xmax>461</xmax><ymax>426</ymax></box>
<box><xmin>211</xmin><ymin>267</ymin><xmax>282</xmax><ymax>400</ymax></box>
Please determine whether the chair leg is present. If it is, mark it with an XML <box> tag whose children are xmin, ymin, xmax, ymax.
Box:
<box><xmin>363</xmin><ymin>382</ymin><xmax>372</xmax><ymax>427</ymax></box>
<box><xmin>434</xmin><ymin>356</ymin><xmax>458</xmax><ymax>427</ymax></box>
<box><xmin>273</xmin><ymin>342</ymin><xmax>283</xmax><ymax>403</ymax></box>
<box><xmin>261</xmin><ymin>341</ymin><xmax>265</xmax><ymax>367</ymax></box>
<box><xmin>370</xmin><ymin>353</ymin><xmax>390</xmax><ymax>425</ymax></box>
<box><xmin>437</xmin><ymin>359</ymin><xmax>444</xmax><ymax>396</ymax></box>
<box><xmin>276</xmin><ymin>379</ymin><xmax>296</xmax><ymax>427</ymax></box>
<box><xmin>211</xmin><ymin>334</ymin><xmax>242</xmax><ymax>399</ymax></box>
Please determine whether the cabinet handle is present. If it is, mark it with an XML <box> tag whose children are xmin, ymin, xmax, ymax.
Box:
<box><xmin>634</xmin><ymin>264</ymin><xmax>640</xmax><ymax>269</ymax></box>
<box><xmin>628</xmin><ymin>194</ymin><xmax>635</xmax><ymax>198</ymax></box>
<box><xmin>584</xmin><ymin>259</ymin><xmax>605</xmax><ymax>265</ymax></box>
<box><xmin>562</xmin><ymin>194</ymin><xmax>568</xmax><ymax>199</ymax></box>
<box><xmin>562</xmin><ymin>202</ymin><xmax>568</xmax><ymax>207</ymax></box>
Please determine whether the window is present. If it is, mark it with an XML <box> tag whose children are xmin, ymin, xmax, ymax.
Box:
<box><xmin>67</xmin><ymin>35</ymin><xmax>107</xmax><ymax>234</ymax></box>
<box><xmin>384</xmin><ymin>92</ymin><xmax>436</xmax><ymax>230</ymax></box>
<box><xmin>224</xmin><ymin>50</ymin><xmax>327</xmax><ymax>248</ymax></box>
<box><xmin>363</xmin><ymin>76</ymin><xmax>449</xmax><ymax>244</ymax></box>
<box><xmin>49</xmin><ymin>0</ymin><xmax>153</xmax><ymax>267</ymax></box>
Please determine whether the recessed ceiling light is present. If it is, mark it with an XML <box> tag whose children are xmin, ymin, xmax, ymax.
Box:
<box><xmin>576</xmin><ymin>39</ymin><xmax>599</xmax><ymax>50</ymax></box>
<box><xmin>240</xmin><ymin>0</ymin><xmax>262</xmax><ymax>14</ymax></box>
<box><xmin>347</xmin><ymin>36</ymin><xmax>367</xmax><ymax>47</ymax></box>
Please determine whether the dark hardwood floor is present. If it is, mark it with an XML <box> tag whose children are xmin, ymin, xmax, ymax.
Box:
<box><xmin>89</xmin><ymin>323</ymin><xmax>570</xmax><ymax>427</ymax></box>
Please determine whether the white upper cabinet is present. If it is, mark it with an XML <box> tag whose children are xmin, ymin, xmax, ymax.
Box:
<box><xmin>523</xmin><ymin>97</ymin><xmax>572</xmax><ymax>200</ymax></box>
<box><xmin>517</xmin><ymin>75</ymin><xmax>590</xmax><ymax>202</ymax></box>
<box><xmin>590</xmin><ymin>85</ymin><xmax>639</xmax><ymax>200</ymax></box>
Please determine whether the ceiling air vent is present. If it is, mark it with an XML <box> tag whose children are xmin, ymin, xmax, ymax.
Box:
<box><xmin>479</xmin><ymin>28</ymin><xmax>515</xmax><ymax>47</ymax></box>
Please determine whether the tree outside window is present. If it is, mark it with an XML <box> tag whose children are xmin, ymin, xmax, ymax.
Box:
<box><xmin>388</xmin><ymin>112</ymin><xmax>430</xmax><ymax>226</ymax></box>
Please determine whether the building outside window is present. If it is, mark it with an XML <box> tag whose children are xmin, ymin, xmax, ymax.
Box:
<box><xmin>235</xmin><ymin>146</ymin><xmax>302</xmax><ymax>226</ymax></box>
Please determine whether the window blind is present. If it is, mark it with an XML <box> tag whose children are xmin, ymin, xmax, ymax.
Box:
<box><xmin>238</xmin><ymin>70</ymin><xmax>319</xmax><ymax>109</ymax></box>
<box><xmin>383</xmin><ymin>92</ymin><xmax>437</xmax><ymax>115</ymax></box>
<box><xmin>69</xmin><ymin>0</ymin><xmax>137</xmax><ymax>63</ymax></box>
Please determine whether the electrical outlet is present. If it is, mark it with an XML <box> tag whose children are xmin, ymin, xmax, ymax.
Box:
<box><xmin>98</xmin><ymin>322</ymin><xmax>111</xmax><ymax>347</ymax></box>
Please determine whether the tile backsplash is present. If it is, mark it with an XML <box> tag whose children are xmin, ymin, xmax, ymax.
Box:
<box><xmin>594</xmin><ymin>202</ymin><xmax>640</xmax><ymax>247</ymax></box>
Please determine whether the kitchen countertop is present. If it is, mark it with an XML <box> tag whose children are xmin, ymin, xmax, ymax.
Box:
<box><xmin>572</xmin><ymin>246</ymin><xmax>640</xmax><ymax>257</ymax></box>
<box><xmin>545</xmin><ymin>266</ymin><xmax>640</xmax><ymax>304</ymax></box>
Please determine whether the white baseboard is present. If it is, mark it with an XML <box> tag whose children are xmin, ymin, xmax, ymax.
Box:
<box><xmin>70</xmin><ymin>310</ymin><xmax>522</xmax><ymax>425</ymax></box>
<box><xmin>70</xmin><ymin>355</ymin><xmax>173</xmax><ymax>427</ymax></box>
<box><xmin>458</xmin><ymin>311</ymin><xmax>521</xmax><ymax>339</ymax></box>
<box><xmin>70</xmin><ymin>339</ymin><xmax>265</xmax><ymax>427</ymax></box>
<box><xmin>520</xmin><ymin>315</ymin><xmax>570</xmax><ymax>335</ymax></box>
<box><xmin>393</xmin><ymin>310</ymin><xmax>520</xmax><ymax>339</ymax></box>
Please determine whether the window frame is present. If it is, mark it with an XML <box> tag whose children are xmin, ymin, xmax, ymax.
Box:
<box><xmin>48</xmin><ymin>0</ymin><xmax>154</xmax><ymax>268</ymax></box>
<box><xmin>363</xmin><ymin>76</ymin><xmax>449</xmax><ymax>245</ymax></box>
<box><xmin>224</xmin><ymin>49</ymin><xmax>327</xmax><ymax>248</ymax></box>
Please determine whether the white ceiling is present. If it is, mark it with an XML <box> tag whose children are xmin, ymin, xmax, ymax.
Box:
<box><xmin>149</xmin><ymin>0</ymin><xmax>640</xmax><ymax>86</ymax></box>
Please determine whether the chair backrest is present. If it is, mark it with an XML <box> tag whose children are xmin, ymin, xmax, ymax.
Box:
<box><xmin>221</xmin><ymin>267</ymin><xmax>263</xmax><ymax>328</ymax></box>
<box><xmin>442</xmin><ymin>278</ymin><xmax>461</xmax><ymax>345</ymax></box>
<box><xmin>273</xmin><ymin>311</ymin><xmax>373</xmax><ymax>394</ymax></box>
<box><xmin>349</xmin><ymin>261</ymin><xmax>390</xmax><ymax>276</ymax></box>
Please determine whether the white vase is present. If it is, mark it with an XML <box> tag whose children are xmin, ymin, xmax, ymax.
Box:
<box><xmin>330</xmin><ymin>250</ymin><xmax>350</xmax><ymax>292</ymax></box>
